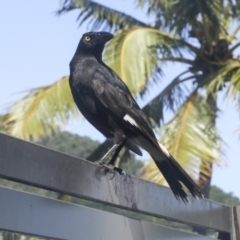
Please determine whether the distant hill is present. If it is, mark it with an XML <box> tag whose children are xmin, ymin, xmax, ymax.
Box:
<box><xmin>38</xmin><ymin>131</ymin><xmax>100</xmax><ymax>159</ymax></box>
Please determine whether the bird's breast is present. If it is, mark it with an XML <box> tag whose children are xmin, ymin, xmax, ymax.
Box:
<box><xmin>70</xmin><ymin>80</ymin><xmax>96</xmax><ymax>112</ymax></box>
<box><xmin>69</xmin><ymin>77</ymin><xmax>115</xmax><ymax>138</ymax></box>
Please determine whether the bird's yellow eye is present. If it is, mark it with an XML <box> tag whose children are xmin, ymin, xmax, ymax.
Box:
<box><xmin>85</xmin><ymin>36</ymin><xmax>91</xmax><ymax>41</ymax></box>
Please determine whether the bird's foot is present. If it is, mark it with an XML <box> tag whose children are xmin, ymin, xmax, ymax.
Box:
<box><xmin>95</xmin><ymin>160</ymin><xmax>126</xmax><ymax>178</ymax></box>
<box><xmin>95</xmin><ymin>160</ymin><xmax>115</xmax><ymax>174</ymax></box>
<box><xmin>102</xmin><ymin>164</ymin><xmax>126</xmax><ymax>176</ymax></box>
<box><xmin>105</xmin><ymin>165</ymin><xmax>126</xmax><ymax>179</ymax></box>
<box><xmin>112</xmin><ymin>166</ymin><xmax>126</xmax><ymax>176</ymax></box>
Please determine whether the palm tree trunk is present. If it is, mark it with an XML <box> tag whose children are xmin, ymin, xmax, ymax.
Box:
<box><xmin>194</xmin><ymin>93</ymin><xmax>217</xmax><ymax>235</ymax></box>
<box><xmin>198</xmin><ymin>161</ymin><xmax>213</xmax><ymax>198</ymax></box>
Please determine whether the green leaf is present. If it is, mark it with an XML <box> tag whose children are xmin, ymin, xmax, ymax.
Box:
<box><xmin>0</xmin><ymin>114</ymin><xmax>7</xmax><ymax>132</ymax></box>
<box><xmin>57</xmin><ymin>0</ymin><xmax>147</xmax><ymax>31</ymax></box>
<box><xmin>142</xmin><ymin>93</ymin><xmax>223</xmax><ymax>186</ymax></box>
<box><xmin>3</xmin><ymin>77</ymin><xmax>80</xmax><ymax>141</ymax></box>
<box><xmin>205</xmin><ymin>60</ymin><xmax>240</xmax><ymax>95</ymax></box>
<box><xmin>104</xmin><ymin>27</ymin><xmax>186</xmax><ymax>96</ymax></box>
<box><xmin>143</xmin><ymin>71</ymin><xmax>195</xmax><ymax>125</ymax></box>
<box><xmin>140</xmin><ymin>0</ymin><xmax>229</xmax><ymax>36</ymax></box>
<box><xmin>210</xmin><ymin>185</ymin><xmax>240</xmax><ymax>206</ymax></box>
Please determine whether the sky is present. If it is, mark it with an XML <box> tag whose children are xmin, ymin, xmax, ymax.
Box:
<box><xmin>1</xmin><ymin>1</ymin><xmax>240</xmax><ymax>198</ymax></box>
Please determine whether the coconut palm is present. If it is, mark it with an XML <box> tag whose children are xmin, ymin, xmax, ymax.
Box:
<box><xmin>3</xmin><ymin>0</ymin><xmax>240</xmax><ymax>197</ymax></box>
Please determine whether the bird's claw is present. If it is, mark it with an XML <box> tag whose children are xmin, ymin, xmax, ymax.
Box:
<box><xmin>95</xmin><ymin>161</ymin><xmax>126</xmax><ymax>178</ymax></box>
<box><xmin>107</xmin><ymin>166</ymin><xmax>126</xmax><ymax>179</ymax></box>
<box><xmin>113</xmin><ymin>166</ymin><xmax>126</xmax><ymax>176</ymax></box>
<box><xmin>102</xmin><ymin>164</ymin><xmax>116</xmax><ymax>179</ymax></box>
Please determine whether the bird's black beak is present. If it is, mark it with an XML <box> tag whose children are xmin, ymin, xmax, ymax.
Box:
<box><xmin>97</xmin><ymin>32</ymin><xmax>114</xmax><ymax>44</ymax></box>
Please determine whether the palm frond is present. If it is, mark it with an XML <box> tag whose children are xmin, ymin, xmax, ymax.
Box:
<box><xmin>1</xmin><ymin>28</ymin><xmax>191</xmax><ymax>140</ymax></box>
<box><xmin>205</xmin><ymin>60</ymin><xmax>240</xmax><ymax>94</ymax></box>
<box><xmin>104</xmin><ymin>27</ymin><xmax>188</xmax><ymax>96</ymax></box>
<box><xmin>142</xmin><ymin>71</ymin><xmax>195</xmax><ymax>125</ymax></box>
<box><xmin>224</xmin><ymin>64</ymin><xmax>240</xmax><ymax>113</ymax></box>
<box><xmin>0</xmin><ymin>114</ymin><xmax>7</xmax><ymax>132</ymax></box>
<box><xmin>230</xmin><ymin>42</ymin><xmax>240</xmax><ymax>54</ymax></box>
<box><xmin>142</xmin><ymin>93</ymin><xmax>223</xmax><ymax>186</ymax></box>
<box><xmin>3</xmin><ymin>77</ymin><xmax>80</xmax><ymax>141</ymax></box>
<box><xmin>231</xmin><ymin>0</ymin><xmax>240</xmax><ymax>20</ymax></box>
<box><xmin>228</xmin><ymin>24</ymin><xmax>240</xmax><ymax>43</ymax></box>
<box><xmin>139</xmin><ymin>0</ymin><xmax>226</xmax><ymax>36</ymax></box>
<box><xmin>57</xmin><ymin>0</ymin><xmax>147</xmax><ymax>31</ymax></box>
<box><xmin>226</xmin><ymin>67</ymin><xmax>240</xmax><ymax>98</ymax></box>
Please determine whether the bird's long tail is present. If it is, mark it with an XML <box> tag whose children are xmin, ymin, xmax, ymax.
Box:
<box><xmin>136</xmin><ymin>135</ymin><xmax>204</xmax><ymax>202</ymax></box>
<box><xmin>152</xmin><ymin>154</ymin><xmax>204</xmax><ymax>203</ymax></box>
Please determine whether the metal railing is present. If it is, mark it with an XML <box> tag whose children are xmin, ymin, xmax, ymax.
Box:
<box><xmin>0</xmin><ymin>132</ymin><xmax>239</xmax><ymax>240</ymax></box>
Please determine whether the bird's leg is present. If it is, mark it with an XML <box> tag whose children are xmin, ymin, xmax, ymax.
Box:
<box><xmin>96</xmin><ymin>143</ymin><xmax>120</xmax><ymax>165</ymax></box>
<box><xmin>95</xmin><ymin>142</ymin><xmax>126</xmax><ymax>176</ymax></box>
<box><xmin>107</xmin><ymin>142</ymin><xmax>126</xmax><ymax>175</ymax></box>
<box><xmin>107</xmin><ymin>142</ymin><xmax>124</xmax><ymax>165</ymax></box>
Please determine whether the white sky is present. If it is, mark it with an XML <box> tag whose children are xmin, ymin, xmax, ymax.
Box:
<box><xmin>1</xmin><ymin>0</ymin><xmax>240</xmax><ymax>198</ymax></box>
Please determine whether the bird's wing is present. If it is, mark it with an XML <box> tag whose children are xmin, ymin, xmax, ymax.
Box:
<box><xmin>93</xmin><ymin>68</ymin><xmax>203</xmax><ymax>202</ymax></box>
<box><xmin>92</xmin><ymin>68</ymin><xmax>159</xmax><ymax>148</ymax></box>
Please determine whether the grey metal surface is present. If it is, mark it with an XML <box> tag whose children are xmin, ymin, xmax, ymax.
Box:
<box><xmin>0</xmin><ymin>133</ymin><xmax>230</xmax><ymax>232</ymax></box>
<box><xmin>231</xmin><ymin>206</ymin><xmax>240</xmax><ymax>240</ymax></box>
<box><xmin>0</xmin><ymin>187</ymin><xmax>214</xmax><ymax>240</ymax></box>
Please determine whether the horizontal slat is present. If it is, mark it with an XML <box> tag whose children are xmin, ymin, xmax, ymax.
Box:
<box><xmin>0</xmin><ymin>133</ymin><xmax>230</xmax><ymax>232</ymax></box>
<box><xmin>0</xmin><ymin>187</ymin><xmax>213</xmax><ymax>240</ymax></box>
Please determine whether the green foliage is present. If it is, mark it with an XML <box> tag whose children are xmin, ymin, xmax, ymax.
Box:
<box><xmin>3</xmin><ymin>77</ymin><xmax>80</xmax><ymax>141</ymax></box>
<box><xmin>143</xmin><ymin>93</ymin><xmax>223</xmax><ymax>186</ymax></box>
<box><xmin>119</xmin><ymin>154</ymin><xmax>143</xmax><ymax>177</ymax></box>
<box><xmin>104</xmin><ymin>27</ymin><xmax>186</xmax><ymax>96</ymax></box>
<box><xmin>0</xmin><ymin>115</ymin><xmax>5</xmax><ymax>132</ymax></box>
<box><xmin>3</xmin><ymin>0</ymin><xmax>240</xmax><ymax>148</ymax></box>
<box><xmin>38</xmin><ymin>131</ymin><xmax>99</xmax><ymax>160</ymax></box>
<box><xmin>143</xmin><ymin>72</ymin><xmax>195</xmax><ymax>124</ymax></box>
<box><xmin>58</xmin><ymin>0</ymin><xmax>146</xmax><ymax>31</ymax></box>
<box><xmin>209</xmin><ymin>185</ymin><xmax>240</xmax><ymax>206</ymax></box>
<box><xmin>142</xmin><ymin>0</ymin><xmax>225</xmax><ymax>37</ymax></box>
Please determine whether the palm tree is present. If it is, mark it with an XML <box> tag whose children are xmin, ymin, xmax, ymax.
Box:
<box><xmin>3</xmin><ymin>0</ymin><xmax>240</xmax><ymax>198</ymax></box>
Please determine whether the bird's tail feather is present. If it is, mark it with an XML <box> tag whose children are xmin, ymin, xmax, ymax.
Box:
<box><xmin>125</xmin><ymin>140</ymin><xmax>142</xmax><ymax>156</ymax></box>
<box><xmin>136</xmin><ymin>136</ymin><xmax>203</xmax><ymax>202</ymax></box>
<box><xmin>152</xmin><ymin>154</ymin><xmax>204</xmax><ymax>203</ymax></box>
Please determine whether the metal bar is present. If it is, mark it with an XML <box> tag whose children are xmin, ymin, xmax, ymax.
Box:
<box><xmin>230</xmin><ymin>206</ymin><xmax>240</xmax><ymax>240</ymax></box>
<box><xmin>0</xmin><ymin>187</ymin><xmax>214</xmax><ymax>240</ymax></box>
<box><xmin>0</xmin><ymin>133</ymin><xmax>230</xmax><ymax>232</ymax></box>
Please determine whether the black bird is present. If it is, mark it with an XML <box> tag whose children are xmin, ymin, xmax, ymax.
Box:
<box><xmin>69</xmin><ymin>31</ymin><xmax>203</xmax><ymax>202</ymax></box>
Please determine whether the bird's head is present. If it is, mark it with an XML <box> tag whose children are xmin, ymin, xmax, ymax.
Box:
<box><xmin>81</xmin><ymin>32</ymin><xmax>113</xmax><ymax>48</ymax></box>
<box><xmin>75</xmin><ymin>32</ymin><xmax>114</xmax><ymax>60</ymax></box>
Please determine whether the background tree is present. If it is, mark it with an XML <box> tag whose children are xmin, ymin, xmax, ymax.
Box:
<box><xmin>38</xmin><ymin>131</ymin><xmax>100</xmax><ymax>159</ymax></box>
<box><xmin>3</xmin><ymin>0</ymin><xmax>240</xmax><ymax>198</ymax></box>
